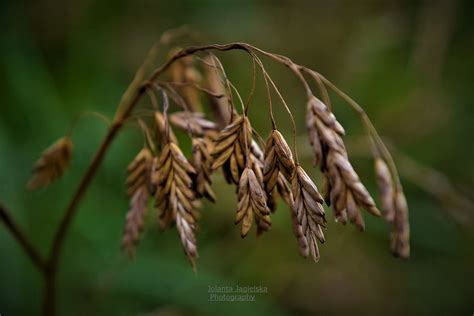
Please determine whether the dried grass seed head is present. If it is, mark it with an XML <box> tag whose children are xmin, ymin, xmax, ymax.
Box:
<box><xmin>191</xmin><ymin>137</ymin><xmax>216</xmax><ymax>202</ymax></box>
<box><xmin>374</xmin><ymin>158</ymin><xmax>396</xmax><ymax>222</ymax></box>
<box><xmin>236</xmin><ymin>167</ymin><xmax>271</xmax><ymax>238</ymax></box>
<box><xmin>153</xmin><ymin>141</ymin><xmax>199</xmax><ymax>266</ymax></box>
<box><xmin>27</xmin><ymin>137</ymin><xmax>73</xmax><ymax>190</ymax></box>
<box><xmin>291</xmin><ymin>165</ymin><xmax>326</xmax><ymax>262</ymax></box>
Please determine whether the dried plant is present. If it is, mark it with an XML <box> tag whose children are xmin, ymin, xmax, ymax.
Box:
<box><xmin>263</xmin><ymin>129</ymin><xmax>295</xmax><ymax>191</ymax></box>
<box><xmin>153</xmin><ymin>139</ymin><xmax>200</xmax><ymax>267</ymax></box>
<box><xmin>27</xmin><ymin>137</ymin><xmax>73</xmax><ymax>190</ymax></box>
<box><xmin>211</xmin><ymin>114</ymin><xmax>252</xmax><ymax>184</ymax></box>
<box><xmin>191</xmin><ymin>137</ymin><xmax>216</xmax><ymax>202</ymax></box>
<box><xmin>374</xmin><ymin>158</ymin><xmax>395</xmax><ymax>222</ymax></box>
<box><xmin>0</xmin><ymin>29</ymin><xmax>414</xmax><ymax>315</ymax></box>
<box><xmin>291</xmin><ymin>166</ymin><xmax>326</xmax><ymax>262</ymax></box>
<box><xmin>122</xmin><ymin>148</ymin><xmax>153</xmax><ymax>257</ymax></box>
<box><xmin>236</xmin><ymin>166</ymin><xmax>271</xmax><ymax>237</ymax></box>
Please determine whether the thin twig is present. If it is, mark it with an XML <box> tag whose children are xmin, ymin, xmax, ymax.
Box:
<box><xmin>0</xmin><ymin>203</ymin><xmax>45</xmax><ymax>270</ymax></box>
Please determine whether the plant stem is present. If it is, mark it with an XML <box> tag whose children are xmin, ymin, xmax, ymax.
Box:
<box><xmin>0</xmin><ymin>203</ymin><xmax>45</xmax><ymax>270</ymax></box>
<box><xmin>42</xmin><ymin>90</ymin><xmax>144</xmax><ymax>315</ymax></box>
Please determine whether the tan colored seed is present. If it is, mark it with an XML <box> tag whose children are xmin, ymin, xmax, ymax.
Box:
<box><xmin>27</xmin><ymin>137</ymin><xmax>73</xmax><ymax>190</ymax></box>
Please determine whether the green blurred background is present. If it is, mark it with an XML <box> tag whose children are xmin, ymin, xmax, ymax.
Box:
<box><xmin>1</xmin><ymin>0</ymin><xmax>473</xmax><ymax>315</ymax></box>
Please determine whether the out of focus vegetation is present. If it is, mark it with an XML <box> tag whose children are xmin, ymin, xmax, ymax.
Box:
<box><xmin>1</xmin><ymin>1</ymin><xmax>473</xmax><ymax>315</ymax></box>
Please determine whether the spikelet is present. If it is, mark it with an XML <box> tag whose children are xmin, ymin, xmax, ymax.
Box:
<box><xmin>306</xmin><ymin>96</ymin><xmax>345</xmax><ymax>159</ymax></box>
<box><xmin>211</xmin><ymin>114</ymin><xmax>252</xmax><ymax>184</ymax></box>
<box><xmin>374</xmin><ymin>158</ymin><xmax>395</xmax><ymax>222</ymax></box>
<box><xmin>306</xmin><ymin>96</ymin><xmax>380</xmax><ymax>229</ymax></box>
<box><xmin>191</xmin><ymin>137</ymin><xmax>216</xmax><ymax>202</ymax></box>
<box><xmin>263</xmin><ymin>129</ymin><xmax>296</xmax><ymax>194</ymax></box>
<box><xmin>170</xmin><ymin>111</ymin><xmax>217</xmax><ymax>136</ymax></box>
<box><xmin>153</xmin><ymin>141</ymin><xmax>200</xmax><ymax>267</ymax></box>
<box><xmin>122</xmin><ymin>148</ymin><xmax>153</xmax><ymax>257</ymax></box>
<box><xmin>125</xmin><ymin>148</ymin><xmax>153</xmax><ymax>196</ymax></box>
<box><xmin>326</xmin><ymin>151</ymin><xmax>381</xmax><ymax>230</ymax></box>
<box><xmin>27</xmin><ymin>137</ymin><xmax>73</xmax><ymax>190</ymax></box>
<box><xmin>291</xmin><ymin>166</ymin><xmax>326</xmax><ymax>262</ymax></box>
<box><xmin>235</xmin><ymin>166</ymin><xmax>271</xmax><ymax>238</ymax></box>
<box><xmin>248</xmin><ymin>148</ymin><xmax>273</xmax><ymax>234</ymax></box>
<box><xmin>122</xmin><ymin>187</ymin><xmax>149</xmax><ymax>258</ymax></box>
<box><xmin>278</xmin><ymin>174</ymin><xmax>311</xmax><ymax>257</ymax></box>
<box><xmin>391</xmin><ymin>190</ymin><xmax>410</xmax><ymax>258</ymax></box>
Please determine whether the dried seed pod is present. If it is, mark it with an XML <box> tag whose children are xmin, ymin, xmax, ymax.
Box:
<box><xmin>290</xmin><ymin>199</ymin><xmax>309</xmax><ymax>257</ymax></box>
<box><xmin>324</xmin><ymin>151</ymin><xmax>381</xmax><ymax>230</ymax></box>
<box><xmin>374</xmin><ymin>158</ymin><xmax>395</xmax><ymax>222</ymax></box>
<box><xmin>211</xmin><ymin>115</ymin><xmax>252</xmax><ymax>184</ymax></box>
<box><xmin>191</xmin><ymin>137</ymin><xmax>216</xmax><ymax>202</ymax></box>
<box><xmin>122</xmin><ymin>186</ymin><xmax>149</xmax><ymax>258</ymax></box>
<box><xmin>307</xmin><ymin>96</ymin><xmax>345</xmax><ymax>136</ymax></box>
<box><xmin>346</xmin><ymin>190</ymin><xmax>365</xmax><ymax>231</ymax></box>
<box><xmin>306</xmin><ymin>111</ymin><xmax>324</xmax><ymax>167</ymax></box>
<box><xmin>153</xmin><ymin>141</ymin><xmax>199</xmax><ymax>267</ymax></box>
<box><xmin>27</xmin><ymin>137</ymin><xmax>73</xmax><ymax>190</ymax></box>
<box><xmin>126</xmin><ymin>148</ymin><xmax>153</xmax><ymax>196</ymax></box>
<box><xmin>263</xmin><ymin>130</ymin><xmax>295</xmax><ymax>195</ymax></box>
<box><xmin>236</xmin><ymin>167</ymin><xmax>271</xmax><ymax>238</ymax></box>
<box><xmin>122</xmin><ymin>148</ymin><xmax>154</xmax><ymax>257</ymax></box>
<box><xmin>170</xmin><ymin>111</ymin><xmax>217</xmax><ymax>136</ymax></box>
<box><xmin>391</xmin><ymin>190</ymin><xmax>410</xmax><ymax>258</ymax></box>
<box><xmin>331</xmin><ymin>152</ymin><xmax>380</xmax><ymax>216</ymax></box>
<box><xmin>291</xmin><ymin>165</ymin><xmax>326</xmax><ymax>262</ymax></box>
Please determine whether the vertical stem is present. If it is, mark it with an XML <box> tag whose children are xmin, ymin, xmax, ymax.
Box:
<box><xmin>42</xmin><ymin>268</ymin><xmax>55</xmax><ymax>316</ymax></box>
<box><xmin>42</xmin><ymin>90</ymin><xmax>145</xmax><ymax>316</ymax></box>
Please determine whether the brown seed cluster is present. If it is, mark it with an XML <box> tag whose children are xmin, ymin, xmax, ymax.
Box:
<box><xmin>27</xmin><ymin>45</ymin><xmax>410</xmax><ymax>268</ymax></box>
<box><xmin>122</xmin><ymin>148</ymin><xmax>153</xmax><ymax>257</ymax></box>
<box><xmin>291</xmin><ymin>166</ymin><xmax>326</xmax><ymax>261</ymax></box>
<box><xmin>27</xmin><ymin>137</ymin><xmax>73</xmax><ymax>190</ymax></box>
<box><xmin>374</xmin><ymin>158</ymin><xmax>410</xmax><ymax>258</ymax></box>
<box><xmin>211</xmin><ymin>115</ymin><xmax>252</xmax><ymax>183</ymax></box>
<box><xmin>191</xmin><ymin>137</ymin><xmax>216</xmax><ymax>202</ymax></box>
<box><xmin>153</xmin><ymin>141</ymin><xmax>200</xmax><ymax>267</ymax></box>
<box><xmin>236</xmin><ymin>167</ymin><xmax>271</xmax><ymax>237</ymax></box>
<box><xmin>306</xmin><ymin>95</ymin><xmax>380</xmax><ymax>231</ymax></box>
<box><xmin>263</xmin><ymin>130</ymin><xmax>295</xmax><ymax>192</ymax></box>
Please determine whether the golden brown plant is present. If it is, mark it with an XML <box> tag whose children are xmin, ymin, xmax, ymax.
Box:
<box><xmin>306</xmin><ymin>95</ymin><xmax>381</xmax><ymax>231</ymax></box>
<box><xmin>291</xmin><ymin>165</ymin><xmax>326</xmax><ymax>262</ymax></box>
<box><xmin>122</xmin><ymin>148</ymin><xmax>153</xmax><ymax>257</ymax></box>
<box><xmin>1</xmin><ymin>31</ymin><xmax>415</xmax><ymax>315</ymax></box>
<box><xmin>236</xmin><ymin>166</ymin><xmax>272</xmax><ymax>238</ymax></box>
<box><xmin>211</xmin><ymin>114</ymin><xmax>252</xmax><ymax>184</ymax></box>
<box><xmin>152</xmin><ymin>140</ymin><xmax>200</xmax><ymax>267</ymax></box>
<box><xmin>263</xmin><ymin>129</ymin><xmax>296</xmax><ymax>191</ymax></box>
<box><xmin>191</xmin><ymin>137</ymin><xmax>216</xmax><ymax>202</ymax></box>
<box><xmin>27</xmin><ymin>137</ymin><xmax>73</xmax><ymax>190</ymax></box>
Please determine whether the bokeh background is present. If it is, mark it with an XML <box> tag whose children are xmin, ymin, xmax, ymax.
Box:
<box><xmin>1</xmin><ymin>0</ymin><xmax>473</xmax><ymax>315</ymax></box>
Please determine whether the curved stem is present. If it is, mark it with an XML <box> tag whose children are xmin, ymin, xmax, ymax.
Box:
<box><xmin>0</xmin><ymin>203</ymin><xmax>45</xmax><ymax>270</ymax></box>
<box><xmin>43</xmin><ymin>89</ymin><xmax>145</xmax><ymax>315</ymax></box>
